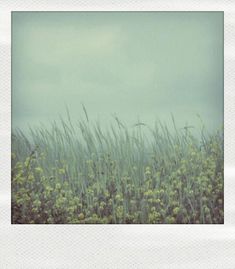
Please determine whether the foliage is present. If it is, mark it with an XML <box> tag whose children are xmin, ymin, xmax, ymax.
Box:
<box><xmin>11</xmin><ymin>117</ymin><xmax>223</xmax><ymax>224</ymax></box>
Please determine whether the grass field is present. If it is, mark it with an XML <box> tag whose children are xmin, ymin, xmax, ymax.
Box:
<box><xmin>11</xmin><ymin>114</ymin><xmax>224</xmax><ymax>224</ymax></box>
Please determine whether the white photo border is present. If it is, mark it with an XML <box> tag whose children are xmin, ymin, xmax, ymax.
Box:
<box><xmin>1</xmin><ymin>1</ymin><xmax>235</xmax><ymax>268</ymax></box>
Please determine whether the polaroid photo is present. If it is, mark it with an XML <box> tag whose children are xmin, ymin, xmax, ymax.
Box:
<box><xmin>0</xmin><ymin>1</ymin><xmax>234</xmax><ymax>268</ymax></box>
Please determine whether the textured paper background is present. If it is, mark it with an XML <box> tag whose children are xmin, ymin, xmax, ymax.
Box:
<box><xmin>1</xmin><ymin>1</ymin><xmax>235</xmax><ymax>268</ymax></box>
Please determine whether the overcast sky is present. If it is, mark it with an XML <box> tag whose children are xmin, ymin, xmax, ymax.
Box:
<box><xmin>12</xmin><ymin>12</ymin><xmax>223</xmax><ymax>133</ymax></box>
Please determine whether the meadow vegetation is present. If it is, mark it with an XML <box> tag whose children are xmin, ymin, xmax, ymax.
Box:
<box><xmin>12</xmin><ymin>114</ymin><xmax>224</xmax><ymax>224</ymax></box>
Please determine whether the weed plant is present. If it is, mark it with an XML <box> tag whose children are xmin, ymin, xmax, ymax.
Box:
<box><xmin>12</xmin><ymin>115</ymin><xmax>223</xmax><ymax>224</ymax></box>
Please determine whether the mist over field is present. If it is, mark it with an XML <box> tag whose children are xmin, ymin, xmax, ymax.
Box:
<box><xmin>11</xmin><ymin>12</ymin><xmax>224</xmax><ymax>224</ymax></box>
<box><xmin>12</xmin><ymin>12</ymin><xmax>223</xmax><ymax>133</ymax></box>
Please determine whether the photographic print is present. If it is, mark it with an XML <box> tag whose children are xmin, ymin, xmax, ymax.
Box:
<box><xmin>11</xmin><ymin>12</ymin><xmax>224</xmax><ymax>224</ymax></box>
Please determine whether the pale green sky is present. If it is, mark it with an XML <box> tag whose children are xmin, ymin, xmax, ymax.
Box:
<box><xmin>12</xmin><ymin>12</ymin><xmax>223</xmax><ymax>132</ymax></box>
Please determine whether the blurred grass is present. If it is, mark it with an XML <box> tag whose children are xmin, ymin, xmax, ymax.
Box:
<box><xmin>11</xmin><ymin>114</ymin><xmax>223</xmax><ymax>224</ymax></box>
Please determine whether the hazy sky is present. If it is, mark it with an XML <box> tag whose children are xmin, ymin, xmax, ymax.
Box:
<box><xmin>12</xmin><ymin>12</ymin><xmax>223</xmax><ymax>132</ymax></box>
